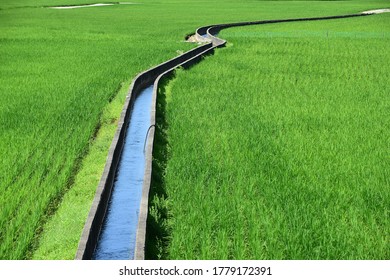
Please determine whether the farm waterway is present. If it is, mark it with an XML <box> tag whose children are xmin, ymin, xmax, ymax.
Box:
<box><xmin>92</xmin><ymin>85</ymin><xmax>154</xmax><ymax>260</ymax></box>
<box><xmin>76</xmin><ymin>8</ymin><xmax>387</xmax><ymax>260</ymax></box>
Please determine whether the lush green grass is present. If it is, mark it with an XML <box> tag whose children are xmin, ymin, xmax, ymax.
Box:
<box><xmin>0</xmin><ymin>1</ymin><xmax>195</xmax><ymax>260</ymax></box>
<box><xmin>150</xmin><ymin>12</ymin><xmax>389</xmax><ymax>259</ymax></box>
<box><xmin>0</xmin><ymin>0</ymin><xmax>388</xmax><ymax>259</ymax></box>
<box><xmin>30</xmin><ymin>79</ymin><xmax>133</xmax><ymax>259</ymax></box>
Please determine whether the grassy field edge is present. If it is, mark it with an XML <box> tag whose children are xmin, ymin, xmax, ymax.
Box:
<box><xmin>31</xmin><ymin>80</ymin><xmax>132</xmax><ymax>259</ymax></box>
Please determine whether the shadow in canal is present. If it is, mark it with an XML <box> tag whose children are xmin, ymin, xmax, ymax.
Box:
<box><xmin>145</xmin><ymin>51</ymin><xmax>216</xmax><ymax>259</ymax></box>
<box><xmin>145</xmin><ymin>77</ymin><xmax>171</xmax><ymax>260</ymax></box>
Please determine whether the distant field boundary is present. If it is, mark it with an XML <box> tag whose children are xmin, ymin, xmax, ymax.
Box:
<box><xmin>75</xmin><ymin>11</ymin><xmax>374</xmax><ymax>260</ymax></box>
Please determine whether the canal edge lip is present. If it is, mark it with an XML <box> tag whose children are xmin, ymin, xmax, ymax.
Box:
<box><xmin>134</xmin><ymin>45</ymin><xmax>220</xmax><ymax>260</ymax></box>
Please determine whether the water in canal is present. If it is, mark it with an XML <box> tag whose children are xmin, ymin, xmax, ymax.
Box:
<box><xmin>93</xmin><ymin>85</ymin><xmax>154</xmax><ymax>260</ymax></box>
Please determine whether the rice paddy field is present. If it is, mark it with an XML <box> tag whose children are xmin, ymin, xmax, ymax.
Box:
<box><xmin>149</xmin><ymin>10</ymin><xmax>390</xmax><ymax>259</ymax></box>
<box><xmin>0</xmin><ymin>0</ymin><xmax>389</xmax><ymax>260</ymax></box>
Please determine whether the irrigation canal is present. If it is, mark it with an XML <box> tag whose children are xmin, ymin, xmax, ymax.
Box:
<box><xmin>92</xmin><ymin>85</ymin><xmax>154</xmax><ymax>260</ymax></box>
<box><xmin>76</xmin><ymin>9</ymin><xmax>383</xmax><ymax>260</ymax></box>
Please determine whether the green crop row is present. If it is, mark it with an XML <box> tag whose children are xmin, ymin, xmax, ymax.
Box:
<box><xmin>0</xmin><ymin>1</ymin><xmax>195</xmax><ymax>260</ymax></box>
<box><xmin>149</xmin><ymin>12</ymin><xmax>390</xmax><ymax>259</ymax></box>
<box><xmin>0</xmin><ymin>0</ymin><xmax>388</xmax><ymax>259</ymax></box>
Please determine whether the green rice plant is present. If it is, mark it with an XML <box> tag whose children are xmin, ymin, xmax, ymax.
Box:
<box><xmin>1</xmin><ymin>0</ymin><xmax>388</xmax><ymax>259</ymax></box>
<box><xmin>150</xmin><ymin>12</ymin><xmax>390</xmax><ymax>260</ymax></box>
<box><xmin>0</xmin><ymin>1</ymin><xmax>196</xmax><ymax>260</ymax></box>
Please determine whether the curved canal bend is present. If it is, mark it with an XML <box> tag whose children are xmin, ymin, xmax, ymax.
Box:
<box><xmin>76</xmin><ymin>10</ymin><xmax>380</xmax><ymax>260</ymax></box>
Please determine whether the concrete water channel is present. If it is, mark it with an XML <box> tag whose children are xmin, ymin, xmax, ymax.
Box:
<box><xmin>76</xmin><ymin>40</ymin><xmax>216</xmax><ymax>260</ymax></box>
<box><xmin>76</xmin><ymin>10</ymin><xmax>380</xmax><ymax>260</ymax></box>
<box><xmin>92</xmin><ymin>86</ymin><xmax>154</xmax><ymax>260</ymax></box>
